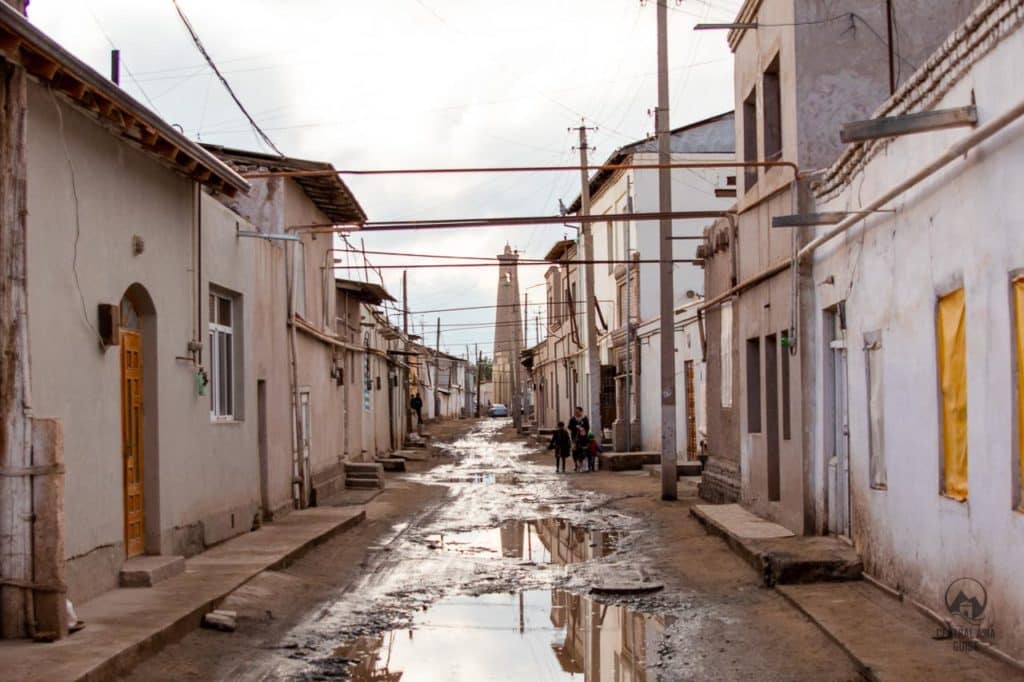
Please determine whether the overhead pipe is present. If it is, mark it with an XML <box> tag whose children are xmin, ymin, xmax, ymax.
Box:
<box><xmin>240</xmin><ymin>160</ymin><xmax>800</xmax><ymax>180</ymax></box>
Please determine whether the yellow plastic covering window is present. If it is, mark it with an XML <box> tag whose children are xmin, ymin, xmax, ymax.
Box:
<box><xmin>937</xmin><ymin>288</ymin><xmax>967</xmax><ymax>501</ymax></box>
<box><xmin>1015</xmin><ymin>278</ymin><xmax>1024</xmax><ymax>508</ymax></box>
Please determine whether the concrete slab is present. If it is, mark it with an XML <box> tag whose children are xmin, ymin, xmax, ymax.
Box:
<box><xmin>0</xmin><ymin>506</ymin><xmax>364</xmax><ymax>681</ymax></box>
<box><xmin>391</xmin><ymin>449</ymin><xmax>429</xmax><ymax>462</ymax></box>
<box><xmin>642</xmin><ymin>463</ymin><xmax>704</xmax><ymax>478</ymax></box>
<box><xmin>119</xmin><ymin>555</ymin><xmax>184</xmax><ymax>588</ymax></box>
<box><xmin>598</xmin><ymin>451</ymin><xmax>660</xmax><ymax>471</ymax></box>
<box><xmin>375</xmin><ymin>458</ymin><xmax>406</xmax><ymax>472</ymax></box>
<box><xmin>691</xmin><ymin>504</ymin><xmax>862</xmax><ymax>586</ymax></box>
<box><xmin>692</xmin><ymin>503</ymin><xmax>795</xmax><ymax>540</ymax></box>
<box><xmin>776</xmin><ymin>581</ymin><xmax>1021</xmax><ymax>680</ymax></box>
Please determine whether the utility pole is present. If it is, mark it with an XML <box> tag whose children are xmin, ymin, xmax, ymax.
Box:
<box><xmin>434</xmin><ymin>317</ymin><xmax>441</xmax><ymax>421</ymax></box>
<box><xmin>573</xmin><ymin>122</ymin><xmax>602</xmax><ymax>441</ymax></box>
<box><xmin>625</xmin><ymin>177</ymin><xmax>634</xmax><ymax>454</ymax></box>
<box><xmin>402</xmin><ymin>271</ymin><xmax>410</xmax><ymax>436</ymax></box>
<box><xmin>523</xmin><ymin>292</ymin><xmax>528</xmax><ymax>423</ymax></box>
<box><xmin>1</xmin><ymin>0</ymin><xmax>68</xmax><ymax>640</ymax></box>
<box><xmin>655</xmin><ymin>0</ymin><xmax>678</xmax><ymax>500</ymax></box>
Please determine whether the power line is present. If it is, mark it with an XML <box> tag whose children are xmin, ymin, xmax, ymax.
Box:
<box><xmin>170</xmin><ymin>0</ymin><xmax>284</xmax><ymax>156</ymax></box>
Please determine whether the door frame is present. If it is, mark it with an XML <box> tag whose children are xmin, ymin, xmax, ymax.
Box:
<box><xmin>824</xmin><ymin>305</ymin><xmax>852</xmax><ymax>538</ymax></box>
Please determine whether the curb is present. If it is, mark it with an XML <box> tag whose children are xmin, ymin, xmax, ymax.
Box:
<box><xmin>773</xmin><ymin>585</ymin><xmax>878</xmax><ymax>682</ymax></box>
<box><xmin>81</xmin><ymin>509</ymin><xmax>366</xmax><ymax>681</ymax></box>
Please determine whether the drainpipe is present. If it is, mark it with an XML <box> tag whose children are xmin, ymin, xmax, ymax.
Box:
<box><xmin>285</xmin><ymin>241</ymin><xmax>304</xmax><ymax>509</ymax></box>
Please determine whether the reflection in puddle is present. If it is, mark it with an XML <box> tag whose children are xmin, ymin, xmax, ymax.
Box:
<box><xmin>426</xmin><ymin>519</ymin><xmax>618</xmax><ymax>565</ymax></box>
<box><xmin>335</xmin><ymin>590</ymin><xmax>670</xmax><ymax>681</ymax></box>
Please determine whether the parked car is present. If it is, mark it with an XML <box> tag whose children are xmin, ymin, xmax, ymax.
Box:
<box><xmin>488</xmin><ymin>403</ymin><xmax>508</xmax><ymax>418</ymax></box>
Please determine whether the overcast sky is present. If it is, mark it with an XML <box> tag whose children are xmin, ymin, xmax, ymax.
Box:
<box><xmin>29</xmin><ymin>0</ymin><xmax>739</xmax><ymax>357</ymax></box>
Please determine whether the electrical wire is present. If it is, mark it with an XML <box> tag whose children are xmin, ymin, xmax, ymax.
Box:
<box><xmin>51</xmin><ymin>88</ymin><xmax>104</xmax><ymax>349</ymax></box>
<box><xmin>170</xmin><ymin>0</ymin><xmax>284</xmax><ymax>156</ymax></box>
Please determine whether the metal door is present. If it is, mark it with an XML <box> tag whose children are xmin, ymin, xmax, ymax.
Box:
<box><xmin>120</xmin><ymin>329</ymin><xmax>145</xmax><ymax>557</ymax></box>
<box><xmin>828</xmin><ymin>313</ymin><xmax>851</xmax><ymax>537</ymax></box>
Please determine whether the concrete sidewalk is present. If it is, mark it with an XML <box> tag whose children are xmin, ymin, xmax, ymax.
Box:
<box><xmin>0</xmin><ymin>506</ymin><xmax>364</xmax><ymax>681</ymax></box>
<box><xmin>691</xmin><ymin>503</ymin><xmax>862</xmax><ymax>585</ymax></box>
<box><xmin>778</xmin><ymin>581</ymin><xmax>1022</xmax><ymax>680</ymax></box>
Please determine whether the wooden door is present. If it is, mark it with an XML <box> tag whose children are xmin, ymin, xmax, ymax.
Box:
<box><xmin>121</xmin><ymin>330</ymin><xmax>145</xmax><ymax>557</ymax></box>
<box><xmin>684</xmin><ymin>360</ymin><xmax>697</xmax><ymax>460</ymax></box>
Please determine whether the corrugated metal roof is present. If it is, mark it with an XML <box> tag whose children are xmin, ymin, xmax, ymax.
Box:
<box><xmin>335</xmin><ymin>278</ymin><xmax>395</xmax><ymax>304</ymax></box>
<box><xmin>203</xmin><ymin>145</ymin><xmax>367</xmax><ymax>224</ymax></box>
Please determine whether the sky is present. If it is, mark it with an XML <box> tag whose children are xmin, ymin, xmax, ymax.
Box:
<box><xmin>28</xmin><ymin>0</ymin><xmax>740</xmax><ymax>357</ymax></box>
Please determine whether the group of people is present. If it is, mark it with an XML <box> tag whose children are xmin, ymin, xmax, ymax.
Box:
<box><xmin>546</xmin><ymin>406</ymin><xmax>601</xmax><ymax>473</ymax></box>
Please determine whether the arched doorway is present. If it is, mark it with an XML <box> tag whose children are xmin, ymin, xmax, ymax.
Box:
<box><xmin>119</xmin><ymin>285</ymin><xmax>157</xmax><ymax>557</ymax></box>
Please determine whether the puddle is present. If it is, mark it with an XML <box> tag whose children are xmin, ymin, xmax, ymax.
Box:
<box><xmin>334</xmin><ymin>590</ymin><xmax>670</xmax><ymax>681</ymax></box>
<box><xmin>423</xmin><ymin>519</ymin><xmax>618</xmax><ymax>565</ymax></box>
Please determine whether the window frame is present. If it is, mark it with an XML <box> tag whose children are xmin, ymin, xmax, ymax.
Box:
<box><xmin>209</xmin><ymin>290</ymin><xmax>237</xmax><ymax>421</ymax></box>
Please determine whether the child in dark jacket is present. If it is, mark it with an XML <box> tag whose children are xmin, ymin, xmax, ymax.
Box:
<box><xmin>547</xmin><ymin>422</ymin><xmax>571</xmax><ymax>472</ymax></box>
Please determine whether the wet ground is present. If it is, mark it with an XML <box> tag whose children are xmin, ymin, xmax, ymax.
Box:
<box><xmin>127</xmin><ymin>418</ymin><xmax>861</xmax><ymax>681</ymax></box>
<box><xmin>273</xmin><ymin>419</ymin><xmax>671</xmax><ymax>680</ymax></box>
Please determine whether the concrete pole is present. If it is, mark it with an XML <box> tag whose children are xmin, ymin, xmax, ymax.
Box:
<box><xmin>625</xmin><ymin>177</ymin><xmax>633</xmax><ymax>454</ymax></box>
<box><xmin>402</xmin><ymin>271</ymin><xmax>411</xmax><ymax>436</ymax></box>
<box><xmin>576</xmin><ymin>124</ymin><xmax>602</xmax><ymax>439</ymax></box>
<box><xmin>656</xmin><ymin>0</ymin><xmax>678</xmax><ymax>500</ymax></box>
<box><xmin>434</xmin><ymin>317</ymin><xmax>441</xmax><ymax>421</ymax></box>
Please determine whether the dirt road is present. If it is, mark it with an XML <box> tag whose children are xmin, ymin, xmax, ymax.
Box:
<box><xmin>127</xmin><ymin>419</ymin><xmax>858</xmax><ymax>681</ymax></box>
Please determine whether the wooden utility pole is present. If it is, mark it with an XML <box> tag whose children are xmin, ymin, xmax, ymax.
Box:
<box><xmin>574</xmin><ymin>123</ymin><xmax>602</xmax><ymax>440</ymax></box>
<box><xmin>1</xmin><ymin>0</ymin><xmax>68</xmax><ymax>640</ymax></box>
<box><xmin>656</xmin><ymin>0</ymin><xmax>678</xmax><ymax>500</ymax></box>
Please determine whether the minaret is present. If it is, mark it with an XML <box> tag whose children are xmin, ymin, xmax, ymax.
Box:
<box><xmin>493</xmin><ymin>245</ymin><xmax>523</xmax><ymax>410</ymax></box>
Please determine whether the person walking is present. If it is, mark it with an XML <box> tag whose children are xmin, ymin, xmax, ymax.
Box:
<box><xmin>547</xmin><ymin>422</ymin><xmax>571</xmax><ymax>473</ymax></box>
<box><xmin>410</xmin><ymin>393</ymin><xmax>423</xmax><ymax>428</ymax></box>
<box><xmin>568</xmin><ymin>406</ymin><xmax>589</xmax><ymax>473</ymax></box>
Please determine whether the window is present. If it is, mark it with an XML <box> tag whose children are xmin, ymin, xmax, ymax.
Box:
<box><xmin>617</xmin><ymin>282</ymin><xmax>626</xmax><ymax>328</ymax></box>
<box><xmin>742</xmin><ymin>89</ymin><xmax>758</xmax><ymax>192</ymax></box>
<box><xmin>720</xmin><ymin>302</ymin><xmax>733</xmax><ymax>408</ymax></box>
<box><xmin>937</xmin><ymin>288</ymin><xmax>967</xmax><ymax>501</ymax></box>
<box><xmin>209</xmin><ymin>290</ymin><xmax>237</xmax><ymax>419</ymax></box>
<box><xmin>763</xmin><ymin>55</ymin><xmax>782</xmax><ymax>162</ymax></box>
<box><xmin>864</xmin><ymin>331</ymin><xmax>886</xmax><ymax>489</ymax></box>
<box><xmin>746</xmin><ymin>336</ymin><xmax>761</xmax><ymax>433</ymax></box>
<box><xmin>607</xmin><ymin>220</ymin><xmax>615</xmax><ymax>274</ymax></box>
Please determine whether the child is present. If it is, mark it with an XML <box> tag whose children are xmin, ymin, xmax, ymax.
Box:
<box><xmin>585</xmin><ymin>431</ymin><xmax>601</xmax><ymax>472</ymax></box>
<box><xmin>572</xmin><ymin>426</ymin><xmax>587</xmax><ymax>472</ymax></box>
<box><xmin>547</xmin><ymin>422</ymin><xmax>571</xmax><ymax>473</ymax></box>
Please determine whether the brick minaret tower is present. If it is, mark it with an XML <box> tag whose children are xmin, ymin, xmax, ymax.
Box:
<box><xmin>492</xmin><ymin>244</ymin><xmax>522</xmax><ymax>409</ymax></box>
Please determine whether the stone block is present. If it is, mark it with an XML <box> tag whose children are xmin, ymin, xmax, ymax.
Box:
<box><xmin>119</xmin><ymin>555</ymin><xmax>185</xmax><ymax>588</ymax></box>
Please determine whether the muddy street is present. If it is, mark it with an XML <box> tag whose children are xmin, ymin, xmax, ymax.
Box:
<box><xmin>128</xmin><ymin>419</ymin><xmax>857</xmax><ymax>681</ymax></box>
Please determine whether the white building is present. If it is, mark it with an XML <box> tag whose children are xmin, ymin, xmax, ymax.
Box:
<box><xmin>808</xmin><ymin>0</ymin><xmax>1024</xmax><ymax>658</ymax></box>
<box><xmin>566</xmin><ymin>113</ymin><xmax>735</xmax><ymax>455</ymax></box>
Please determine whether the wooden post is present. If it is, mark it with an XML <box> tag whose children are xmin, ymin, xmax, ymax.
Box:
<box><xmin>31</xmin><ymin>418</ymin><xmax>67</xmax><ymax>640</ymax></box>
<box><xmin>0</xmin><ymin>0</ymin><xmax>35</xmax><ymax>638</ymax></box>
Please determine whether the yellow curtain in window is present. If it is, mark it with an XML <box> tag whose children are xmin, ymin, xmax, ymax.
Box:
<box><xmin>937</xmin><ymin>288</ymin><xmax>967</xmax><ymax>501</ymax></box>
<box><xmin>1015</xmin><ymin>279</ymin><xmax>1024</xmax><ymax>506</ymax></box>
